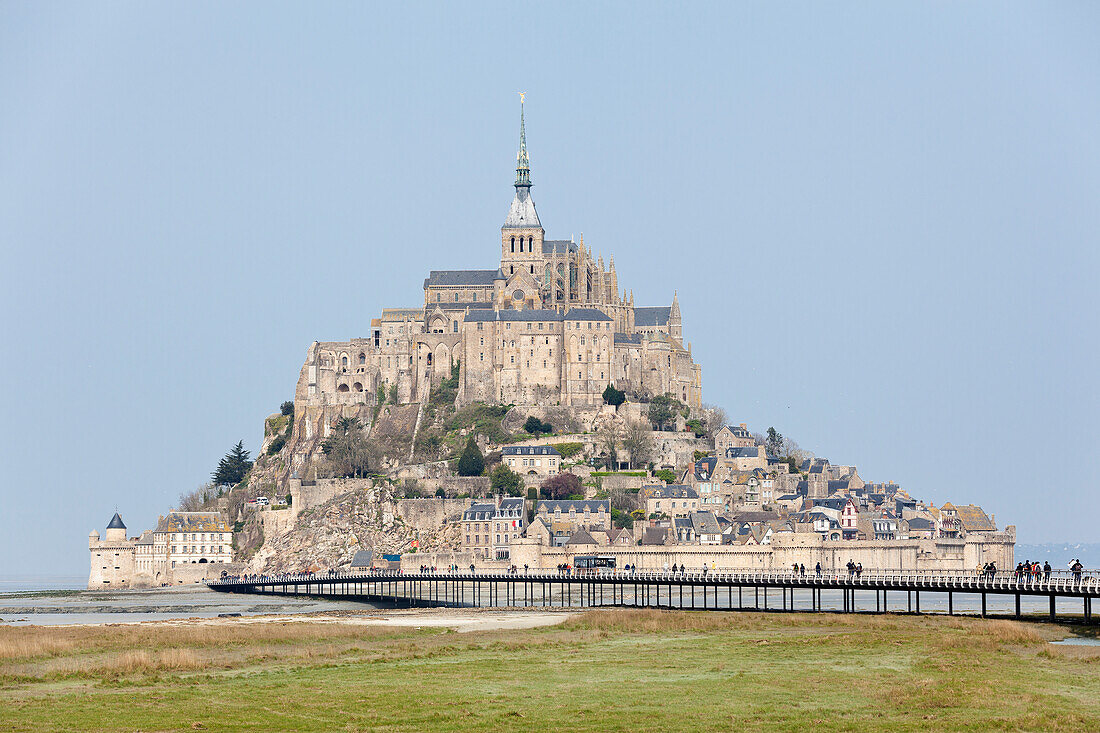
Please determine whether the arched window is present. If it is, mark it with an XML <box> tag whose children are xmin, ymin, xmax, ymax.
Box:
<box><xmin>528</xmin><ymin>236</ymin><xmax>533</xmax><ymax>250</ymax></box>
<box><xmin>511</xmin><ymin>236</ymin><xmax>515</xmax><ymax>253</ymax></box>
<box><xmin>358</xmin><ymin>352</ymin><xmax>365</xmax><ymax>364</ymax></box>
<box><xmin>341</xmin><ymin>355</ymin><xmax>348</xmax><ymax>368</ymax></box>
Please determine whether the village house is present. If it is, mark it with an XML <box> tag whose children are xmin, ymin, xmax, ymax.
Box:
<box><xmin>502</xmin><ymin>444</ymin><xmax>562</xmax><ymax>481</ymax></box>
<box><xmin>640</xmin><ymin>485</ymin><xmax>699</xmax><ymax>518</ymax></box>
<box><xmin>462</xmin><ymin>496</ymin><xmax>526</xmax><ymax>560</ymax></box>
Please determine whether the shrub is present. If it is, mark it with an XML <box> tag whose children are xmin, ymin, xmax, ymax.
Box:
<box><xmin>524</xmin><ymin>416</ymin><xmax>553</xmax><ymax>434</ymax></box>
<box><xmin>555</xmin><ymin>442</ymin><xmax>584</xmax><ymax>458</ymax></box>
<box><xmin>280</xmin><ymin>400</ymin><xmax>295</xmax><ymax>417</ymax></box>
<box><xmin>653</xmin><ymin>469</ymin><xmax>676</xmax><ymax>484</ymax></box>
<box><xmin>435</xmin><ymin>487</ymin><xmax>446</xmax><ymax>498</ymax></box>
<box><xmin>266</xmin><ymin>434</ymin><xmax>287</xmax><ymax>456</ymax></box>
<box><xmin>602</xmin><ymin>384</ymin><xmax>625</xmax><ymax>407</ymax></box>
<box><xmin>685</xmin><ymin>418</ymin><xmax>706</xmax><ymax>438</ymax></box>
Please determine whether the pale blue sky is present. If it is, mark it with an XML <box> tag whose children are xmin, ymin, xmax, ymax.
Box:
<box><xmin>2</xmin><ymin>3</ymin><xmax>1097</xmax><ymax>577</ymax></box>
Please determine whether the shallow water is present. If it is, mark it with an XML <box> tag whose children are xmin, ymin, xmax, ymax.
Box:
<box><xmin>1051</xmin><ymin>637</ymin><xmax>1100</xmax><ymax>646</ymax></box>
<box><xmin>0</xmin><ymin>585</ymin><xmax>378</xmax><ymax>626</ymax></box>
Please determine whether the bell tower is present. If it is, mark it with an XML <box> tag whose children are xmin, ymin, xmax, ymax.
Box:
<box><xmin>501</xmin><ymin>94</ymin><xmax>544</xmax><ymax>282</ymax></box>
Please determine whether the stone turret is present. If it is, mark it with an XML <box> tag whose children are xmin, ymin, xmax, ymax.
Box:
<box><xmin>105</xmin><ymin>512</ymin><xmax>127</xmax><ymax>542</ymax></box>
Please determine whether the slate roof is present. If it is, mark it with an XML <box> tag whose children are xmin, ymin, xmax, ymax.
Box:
<box><xmin>906</xmin><ymin>517</ymin><xmax>934</xmax><ymax>530</ymax></box>
<box><xmin>692</xmin><ymin>456</ymin><xmax>718</xmax><ymax>480</ymax></box>
<box><xmin>634</xmin><ymin>306</ymin><xmax>671</xmax><ymax>326</ymax></box>
<box><xmin>566</xmin><ymin>529</ymin><xmax>599</xmax><ymax>545</ymax></box>
<box><xmin>564</xmin><ymin>307</ymin><xmax>613</xmax><ymax>321</ymax></box>
<box><xmin>107</xmin><ymin>512</ymin><xmax>126</xmax><ymax>530</ymax></box>
<box><xmin>614</xmin><ymin>332</ymin><xmax>643</xmax><ymax>345</ymax></box>
<box><xmin>464</xmin><ymin>309</ymin><xmax>563</xmax><ymax>323</ymax></box>
<box><xmin>350</xmin><ymin>550</ymin><xmax>374</xmax><ymax>568</ymax></box>
<box><xmin>538</xmin><ymin>499</ymin><xmax>610</xmax><ymax>514</ymax></box>
<box><xmin>690</xmin><ymin>511</ymin><xmax>722</xmax><ymax>536</ymax></box>
<box><xmin>155</xmin><ymin>512</ymin><xmax>230</xmax><ymax>532</ymax></box>
<box><xmin>640</xmin><ymin>527</ymin><xmax>670</xmax><ymax>545</ymax></box>
<box><xmin>723</xmin><ymin>424</ymin><xmax>753</xmax><ymax>439</ymax></box>
<box><xmin>503</xmin><ymin>445</ymin><xmax>561</xmax><ymax>456</ymax></box>
<box><xmin>463</xmin><ymin>502</ymin><xmax>497</xmax><ymax>521</ymax></box>
<box><xmin>542</xmin><ymin>240</ymin><xmax>578</xmax><ymax>255</ymax></box>
<box><xmin>423</xmin><ymin>270</ymin><xmax>501</xmax><ymax>288</ymax></box>
<box><xmin>640</xmin><ymin>485</ymin><xmax>699</xmax><ymax>499</ymax></box>
<box><xmin>724</xmin><ymin>446</ymin><xmax>762</xmax><ymax>459</ymax></box>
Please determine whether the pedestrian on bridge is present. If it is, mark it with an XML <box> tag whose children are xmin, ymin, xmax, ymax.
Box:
<box><xmin>1043</xmin><ymin>561</ymin><xmax>1052</xmax><ymax>580</ymax></box>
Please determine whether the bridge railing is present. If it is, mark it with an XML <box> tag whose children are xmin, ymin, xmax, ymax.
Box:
<box><xmin>207</xmin><ymin>567</ymin><xmax>1098</xmax><ymax>595</ymax></box>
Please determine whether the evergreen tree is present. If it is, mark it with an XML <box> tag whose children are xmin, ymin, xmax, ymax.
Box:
<box><xmin>212</xmin><ymin>440</ymin><xmax>253</xmax><ymax>487</ymax></box>
<box><xmin>457</xmin><ymin>436</ymin><xmax>484</xmax><ymax>476</ymax></box>
<box><xmin>766</xmin><ymin>427</ymin><xmax>784</xmax><ymax>457</ymax></box>
<box><xmin>602</xmin><ymin>384</ymin><xmax>625</xmax><ymax>407</ymax></box>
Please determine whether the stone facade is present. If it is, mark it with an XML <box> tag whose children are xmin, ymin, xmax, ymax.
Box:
<box><xmin>88</xmin><ymin>511</ymin><xmax>235</xmax><ymax>589</ymax></box>
<box><xmin>287</xmin><ymin>104</ymin><xmax>703</xmax><ymax>466</ymax></box>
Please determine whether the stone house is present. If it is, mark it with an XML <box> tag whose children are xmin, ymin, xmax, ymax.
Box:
<box><xmin>534</xmin><ymin>499</ymin><xmax>611</xmax><ymax>532</ymax></box>
<box><xmin>503</xmin><ymin>444</ymin><xmax>562</xmax><ymax>481</ymax></box>
<box><xmin>640</xmin><ymin>485</ymin><xmax>699</xmax><ymax>518</ymax></box>
<box><xmin>462</xmin><ymin>496</ymin><xmax>526</xmax><ymax>560</ymax></box>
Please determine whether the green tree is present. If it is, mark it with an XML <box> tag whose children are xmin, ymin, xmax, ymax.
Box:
<box><xmin>280</xmin><ymin>400</ymin><xmax>294</xmax><ymax>417</ymax></box>
<box><xmin>523</xmin><ymin>416</ymin><xmax>552</xmax><ymax>434</ymax></box>
<box><xmin>648</xmin><ymin>393</ymin><xmax>680</xmax><ymax>431</ymax></box>
<box><xmin>212</xmin><ymin>440</ymin><xmax>253</xmax><ymax>487</ymax></box>
<box><xmin>766</xmin><ymin>427</ymin><xmax>784</xmax><ymax>457</ymax></box>
<box><xmin>321</xmin><ymin>417</ymin><xmax>371</xmax><ymax>478</ymax></box>
<box><xmin>490</xmin><ymin>463</ymin><xmax>524</xmax><ymax>496</ymax></box>
<box><xmin>602</xmin><ymin>384</ymin><xmax>625</xmax><ymax>407</ymax></box>
<box><xmin>457</xmin><ymin>436</ymin><xmax>485</xmax><ymax>477</ymax></box>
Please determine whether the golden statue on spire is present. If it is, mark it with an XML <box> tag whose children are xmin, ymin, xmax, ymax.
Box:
<box><xmin>519</xmin><ymin>91</ymin><xmax>525</xmax><ymax>104</ymax></box>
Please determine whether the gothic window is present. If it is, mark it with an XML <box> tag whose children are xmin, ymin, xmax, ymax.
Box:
<box><xmin>452</xmin><ymin>321</ymin><xmax>458</xmax><ymax>332</ymax></box>
<box><xmin>358</xmin><ymin>353</ymin><xmax>366</xmax><ymax>364</ymax></box>
<box><xmin>341</xmin><ymin>356</ymin><xmax>348</xmax><ymax>368</ymax></box>
<box><xmin>511</xmin><ymin>237</ymin><xmax>515</xmax><ymax>253</ymax></box>
<box><xmin>510</xmin><ymin>265</ymin><xmax>514</xmax><ymax>274</ymax></box>
<box><xmin>530</xmin><ymin>265</ymin><xmax>534</xmax><ymax>274</ymax></box>
<box><xmin>528</xmin><ymin>236</ymin><xmax>533</xmax><ymax>250</ymax></box>
<box><xmin>454</xmin><ymin>293</ymin><xmax>459</xmax><ymax>302</ymax></box>
<box><xmin>436</xmin><ymin>293</ymin><xmax>441</xmax><ymax>302</ymax></box>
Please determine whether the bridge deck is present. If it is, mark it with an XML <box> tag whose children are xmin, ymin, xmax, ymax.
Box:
<box><xmin>208</xmin><ymin>570</ymin><xmax>1098</xmax><ymax>622</ymax></box>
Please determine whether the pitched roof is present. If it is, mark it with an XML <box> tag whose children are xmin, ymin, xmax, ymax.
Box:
<box><xmin>542</xmin><ymin>240</ymin><xmax>578</xmax><ymax>255</ymax></box>
<box><xmin>640</xmin><ymin>484</ymin><xmax>699</xmax><ymax>499</ymax></box>
<box><xmin>464</xmin><ymin>308</ymin><xmax>563</xmax><ymax>322</ymax></box>
<box><xmin>503</xmin><ymin>187</ymin><xmax>542</xmax><ymax>229</ymax></box>
<box><xmin>503</xmin><ymin>445</ymin><xmax>561</xmax><ymax>456</ymax></box>
<box><xmin>107</xmin><ymin>512</ymin><xmax>126</xmax><ymax>530</ymax></box>
<box><xmin>634</xmin><ymin>306</ymin><xmax>671</xmax><ymax>326</ymax></box>
<box><xmin>640</xmin><ymin>526</ymin><xmax>670</xmax><ymax>545</ymax></box>
<box><xmin>350</xmin><ymin>550</ymin><xmax>374</xmax><ymax>567</ymax></box>
<box><xmin>566</xmin><ymin>529</ymin><xmax>599</xmax><ymax>545</ymax></box>
<box><xmin>690</xmin><ymin>511</ymin><xmax>722</xmax><ymax>535</ymax></box>
<box><xmin>615</xmin><ymin>332</ymin><xmax>643</xmax><ymax>345</ymax></box>
<box><xmin>954</xmin><ymin>504</ymin><xmax>996</xmax><ymax>532</ymax></box>
<box><xmin>564</xmin><ymin>307</ymin><xmax>612</xmax><ymax>321</ymax></box>
<box><xmin>538</xmin><ymin>499</ymin><xmax>609</xmax><ymax>513</ymax></box>
<box><xmin>155</xmin><ymin>512</ymin><xmax>230</xmax><ymax>532</ymax></box>
<box><xmin>423</xmin><ymin>270</ymin><xmax>501</xmax><ymax>288</ymax></box>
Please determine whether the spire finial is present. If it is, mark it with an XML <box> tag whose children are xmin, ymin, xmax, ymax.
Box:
<box><xmin>515</xmin><ymin>93</ymin><xmax>531</xmax><ymax>187</ymax></box>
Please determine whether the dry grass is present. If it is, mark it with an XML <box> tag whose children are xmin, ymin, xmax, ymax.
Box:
<box><xmin>1</xmin><ymin>612</ymin><xmax>1098</xmax><ymax>732</ymax></box>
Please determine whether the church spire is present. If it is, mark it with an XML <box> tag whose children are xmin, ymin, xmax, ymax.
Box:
<box><xmin>515</xmin><ymin>93</ymin><xmax>531</xmax><ymax>187</ymax></box>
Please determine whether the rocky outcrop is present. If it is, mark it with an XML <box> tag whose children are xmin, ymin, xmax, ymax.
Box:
<box><xmin>249</xmin><ymin>485</ymin><xmax>461</xmax><ymax>574</ymax></box>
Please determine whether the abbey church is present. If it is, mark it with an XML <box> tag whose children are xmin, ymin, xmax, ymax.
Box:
<box><xmin>294</xmin><ymin>102</ymin><xmax>703</xmax><ymax>437</ymax></box>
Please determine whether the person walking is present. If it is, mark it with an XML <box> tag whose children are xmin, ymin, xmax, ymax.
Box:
<box><xmin>1071</xmin><ymin>559</ymin><xmax>1084</xmax><ymax>584</ymax></box>
<box><xmin>1043</xmin><ymin>561</ymin><xmax>1052</xmax><ymax>581</ymax></box>
<box><xmin>815</xmin><ymin>562</ymin><xmax>822</xmax><ymax>577</ymax></box>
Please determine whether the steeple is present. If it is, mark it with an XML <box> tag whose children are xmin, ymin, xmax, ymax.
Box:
<box><xmin>502</xmin><ymin>93</ymin><xmax>542</xmax><ymax>231</ymax></box>
<box><xmin>515</xmin><ymin>94</ymin><xmax>531</xmax><ymax>187</ymax></box>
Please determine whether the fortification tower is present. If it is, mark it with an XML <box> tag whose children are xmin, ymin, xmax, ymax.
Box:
<box><xmin>105</xmin><ymin>512</ymin><xmax>127</xmax><ymax>542</ymax></box>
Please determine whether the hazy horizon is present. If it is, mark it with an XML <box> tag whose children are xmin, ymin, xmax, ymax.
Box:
<box><xmin>2</xmin><ymin>2</ymin><xmax>1097</xmax><ymax>578</ymax></box>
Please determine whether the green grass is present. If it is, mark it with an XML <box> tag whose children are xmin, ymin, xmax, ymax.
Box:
<box><xmin>1</xmin><ymin>610</ymin><xmax>1098</xmax><ymax>731</ymax></box>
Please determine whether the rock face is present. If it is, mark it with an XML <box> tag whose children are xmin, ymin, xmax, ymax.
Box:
<box><xmin>249</xmin><ymin>485</ymin><xmax>462</xmax><ymax>574</ymax></box>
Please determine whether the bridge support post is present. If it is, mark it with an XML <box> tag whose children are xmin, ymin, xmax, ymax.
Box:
<box><xmin>1050</xmin><ymin>595</ymin><xmax>1056</xmax><ymax>621</ymax></box>
<box><xmin>981</xmin><ymin>593</ymin><xmax>987</xmax><ymax>618</ymax></box>
<box><xmin>948</xmin><ymin>592</ymin><xmax>953</xmax><ymax>616</ymax></box>
<box><xmin>1015</xmin><ymin>593</ymin><xmax>1021</xmax><ymax>619</ymax></box>
<box><xmin>915</xmin><ymin>590</ymin><xmax>920</xmax><ymax>614</ymax></box>
<box><xmin>907</xmin><ymin>590</ymin><xmax>911</xmax><ymax>613</ymax></box>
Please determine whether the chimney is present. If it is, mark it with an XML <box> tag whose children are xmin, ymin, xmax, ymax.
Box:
<box><xmin>740</xmin><ymin>423</ymin><xmax>747</xmax><ymax>429</ymax></box>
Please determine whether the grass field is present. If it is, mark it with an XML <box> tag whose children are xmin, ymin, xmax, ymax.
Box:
<box><xmin>1</xmin><ymin>610</ymin><xmax>1098</xmax><ymax>732</ymax></box>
